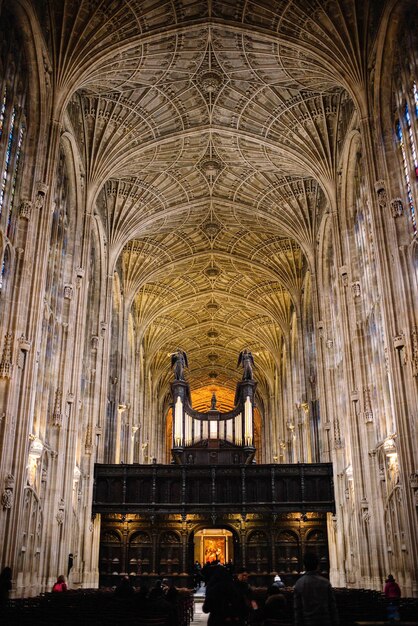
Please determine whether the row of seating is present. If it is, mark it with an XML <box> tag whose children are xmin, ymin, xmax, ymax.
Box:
<box><xmin>3</xmin><ymin>587</ymin><xmax>418</xmax><ymax>625</ymax></box>
<box><xmin>3</xmin><ymin>588</ymin><xmax>194</xmax><ymax>626</ymax></box>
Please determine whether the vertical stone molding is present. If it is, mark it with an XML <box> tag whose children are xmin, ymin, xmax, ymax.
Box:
<box><xmin>0</xmin><ymin>332</ymin><xmax>13</xmax><ymax>378</ymax></box>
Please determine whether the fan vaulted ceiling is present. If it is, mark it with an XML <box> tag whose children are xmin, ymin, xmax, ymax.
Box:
<box><xmin>44</xmin><ymin>0</ymin><xmax>379</xmax><ymax>406</ymax></box>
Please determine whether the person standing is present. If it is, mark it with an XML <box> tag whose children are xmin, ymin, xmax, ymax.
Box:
<box><xmin>0</xmin><ymin>567</ymin><xmax>12</xmax><ymax>607</ymax></box>
<box><xmin>203</xmin><ymin>565</ymin><xmax>249</xmax><ymax>626</ymax></box>
<box><xmin>52</xmin><ymin>574</ymin><xmax>68</xmax><ymax>592</ymax></box>
<box><xmin>384</xmin><ymin>574</ymin><xmax>401</xmax><ymax>621</ymax></box>
<box><xmin>293</xmin><ymin>553</ymin><xmax>339</xmax><ymax>626</ymax></box>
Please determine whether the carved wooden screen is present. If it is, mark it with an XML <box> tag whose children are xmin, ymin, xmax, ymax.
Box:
<box><xmin>247</xmin><ymin>530</ymin><xmax>269</xmax><ymax>573</ymax></box>
<box><xmin>158</xmin><ymin>531</ymin><xmax>181</xmax><ymax>575</ymax></box>
<box><xmin>99</xmin><ymin>531</ymin><xmax>123</xmax><ymax>577</ymax></box>
<box><xmin>128</xmin><ymin>531</ymin><xmax>152</xmax><ymax>575</ymax></box>
<box><xmin>276</xmin><ymin>530</ymin><xmax>300</xmax><ymax>573</ymax></box>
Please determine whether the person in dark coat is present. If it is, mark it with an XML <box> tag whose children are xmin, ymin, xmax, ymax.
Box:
<box><xmin>115</xmin><ymin>574</ymin><xmax>134</xmax><ymax>598</ymax></box>
<box><xmin>264</xmin><ymin>585</ymin><xmax>287</xmax><ymax>621</ymax></box>
<box><xmin>203</xmin><ymin>565</ymin><xmax>249</xmax><ymax>626</ymax></box>
<box><xmin>0</xmin><ymin>567</ymin><xmax>12</xmax><ymax>607</ymax></box>
<box><xmin>293</xmin><ymin>553</ymin><xmax>339</xmax><ymax>626</ymax></box>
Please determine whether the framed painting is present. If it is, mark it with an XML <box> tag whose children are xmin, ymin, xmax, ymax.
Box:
<box><xmin>203</xmin><ymin>536</ymin><xmax>226</xmax><ymax>564</ymax></box>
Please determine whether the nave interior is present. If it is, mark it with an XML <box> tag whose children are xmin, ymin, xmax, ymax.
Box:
<box><xmin>0</xmin><ymin>0</ymin><xmax>417</xmax><ymax>600</ymax></box>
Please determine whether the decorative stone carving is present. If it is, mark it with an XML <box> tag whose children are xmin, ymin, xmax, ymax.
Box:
<box><xmin>393</xmin><ymin>333</ymin><xmax>407</xmax><ymax>365</ymax></box>
<box><xmin>202</xmin><ymin>219</ymin><xmax>222</xmax><ymax>238</ymax></box>
<box><xmin>411</xmin><ymin>330</ymin><xmax>418</xmax><ymax>376</ymax></box>
<box><xmin>56</xmin><ymin>499</ymin><xmax>65</xmax><ymax>525</ymax></box>
<box><xmin>390</xmin><ymin>198</ymin><xmax>404</xmax><ymax>218</ymax></box>
<box><xmin>51</xmin><ymin>388</ymin><xmax>63</xmax><ymax>427</ymax></box>
<box><xmin>197</xmin><ymin>69</ymin><xmax>223</xmax><ymax>94</ymax></box>
<box><xmin>339</xmin><ymin>266</ymin><xmax>349</xmax><ymax>286</ymax></box>
<box><xmin>91</xmin><ymin>335</ymin><xmax>99</xmax><ymax>350</ymax></box>
<box><xmin>206</xmin><ymin>301</ymin><xmax>220</xmax><ymax>313</ymax></box>
<box><xmin>85</xmin><ymin>424</ymin><xmax>93</xmax><ymax>454</ymax></box>
<box><xmin>1</xmin><ymin>474</ymin><xmax>14</xmax><ymax>509</ymax></box>
<box><xmin>204</xmin><ymin>263</ymin><xmax>221</xmax><ymax>278</ymax></box>
<box><xmin>351</xmin><ymin>281</ymin><xmax>361</xmax><ymax>297</ymax></box>
<box><xmin>18</xmin><ymin>335</ymin><xmax>31</xmax><ymax>351</ymax></box>
<box><xmin>35</xmin><ymin>183</ymin><xmax>48</xmax><ymax>211</ymax></box>
<box><xmin>393</xmin><ymin>334</ymin><xmax>405</xmax><ymax>349</ymax></box>
<box><xmin>363</xmin><ymin>386</ymin><xmax>373</xmax><ymax>423</ymax></box>
<box><xmin>64</xmin><ymin>284</ymin><xmax>73</xmax><ymax>299</ymax></box>
<box><xmin>42</xmin><ymin>48</ymin><xmax>52</xmax><ymax>86</ymax></box>
<box><xmin>375</xmin><ymin>180</ymin><xmax>387</xmax><ymax>209</ymax></box>
<box><xmin>334</xmin><ymin>417</ymin><xmax>342</xmax><ymax>448</ymax></box>
<box><xmin>100</xmin><ymin>322</ymin><xmax>107</xmax><ymax>337</ymax></box>
<box><xmin>1</xmin><ymin>488</ymin><xmax>13</xmax><ymax>509</ymax></box>
<box><xmin>316</xmin><ymin>321</ymin><xmax>324</xmax><ymax>338</ymax></box>
<box><xmin>19</xmin><ymin>199</ymin><xmax>33</xmax><ymax>219</ymax></box>
<box><xmin>0</xmin><ymin>332</ymin><xmax>13</xmax><ymax>378</ymax></box>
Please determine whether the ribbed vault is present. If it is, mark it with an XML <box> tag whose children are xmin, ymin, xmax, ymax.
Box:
<box><xmin>44</xmin><ymin>0</ymin><xmax>381</xmax><ymax>406</ymax></box>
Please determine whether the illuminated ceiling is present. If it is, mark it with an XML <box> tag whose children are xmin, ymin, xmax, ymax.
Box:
<box><xmin>43</xmin><ymin>0</ymin><xmax>380</xmax><ymax>406</ymax></box>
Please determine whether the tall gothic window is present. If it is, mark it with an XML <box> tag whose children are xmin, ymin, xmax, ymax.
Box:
<box><xmin>0</xmin><ymin>18</ymin><xmax>27</xmax><ymax>237</ymax></box>
<box><xmin>395</xmin><ymin>82</ymin><xmax>418</xmax><ymax>234</ymax></box>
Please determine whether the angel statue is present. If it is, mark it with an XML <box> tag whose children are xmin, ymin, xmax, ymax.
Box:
<box><xmin>171</xmin><ymin>349</ymin><xmax>188</xmax><ymax>380</ymax></box>
<box><xmin>237</xmin><ymin>349</ymin><xmax>254</xmax><ymax>381</ymax></box>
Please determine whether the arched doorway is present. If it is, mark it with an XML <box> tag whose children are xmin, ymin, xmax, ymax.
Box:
<box><xmin>194</xmin><ymin>528</ymin><xmax>234</xmax><ymax>566</ymax></box>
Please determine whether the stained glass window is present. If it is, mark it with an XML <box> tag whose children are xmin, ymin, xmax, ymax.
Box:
<box><xmin>0</xmin><ymin>88</ymin><xmax>6</xmax><ymax>139</ymax></box>
<box><xmin>414</xmin><ymin>82</ymin><xmax>418</xmax><ymax>118</ymax></box>
<box><xmin>405</xmin><ymin>103</ymin><xmax>418</xmax><ymax>178</ymax></box>
<box><xmin>396</xmin><ymin>118</ymin><xmax>417</xmax><ymax>234</ymax></box>
<box><xmin>7</xmin><ymin>123</ymin><xmax>25</xmax><ymax>235</ymax></box>
<box><xmin>0</xmin><ymin>16</ymin><xmax>27</xmax><ymax>235</ymax></box>
<box><xmin>0</xmin><ymin>247</ymin><xmax>9</xmax><ymax>292</ymax></box>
